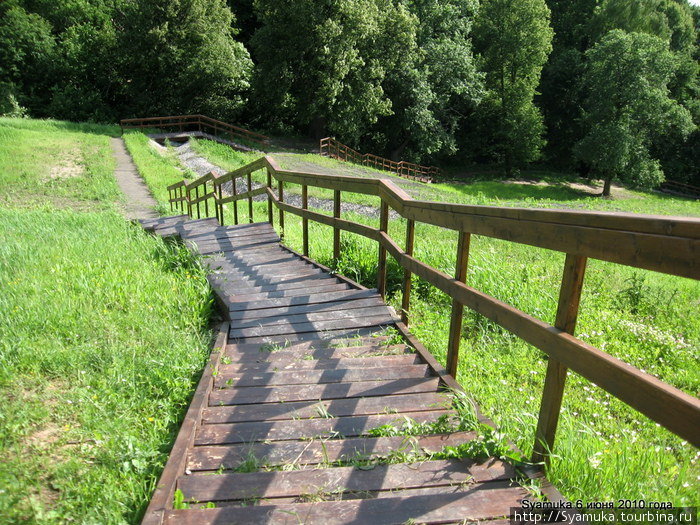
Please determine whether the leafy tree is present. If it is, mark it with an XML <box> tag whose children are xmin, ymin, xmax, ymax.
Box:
<box><xmin>473</xmin><ymin>0</ymin><xmax>553</xmax><ymax>174</ymax></box>
<box><xmin>538</xmin><ymin>0</ymin><xmax>597</xmax><ymax>167</ymax></box>
<box><xmin>250</xmin><ymin>0</ymin><xmax>417</xmax><ymax>142</ymax></box>
<box><xmin>116</xmin><ymin>0</ymin><xmax>252</xmax><ymax>119</ymax></box>
<box><xmin>575</xmin><ymin>30</ymin><xmax>694</xmax><ymax>196</ymax></box>
<box><xmin>368</xmin><ymin>0</ymin><xmax>483</xmax><ymax>161</ymax></box>
<box><xmin>0</xmin><ymin>2</ymin><xmax>55</xmax><ymax>115</ymax></box>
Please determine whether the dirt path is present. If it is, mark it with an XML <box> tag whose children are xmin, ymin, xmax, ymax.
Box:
<box><xmin>111</xmin><ymin>138</ymin><xmax>159</xmax><ymax>220</ymax></box>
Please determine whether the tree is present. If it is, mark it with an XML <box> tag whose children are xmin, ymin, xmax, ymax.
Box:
<box><xmin>473</xmin><ymin>0</ymin><xmax>553</xmax><ymax>174</ymax></box>
<box><xmin>0</xmin><ymin>2</ymin><xmax>55</xmax><ymax>115</ymax></box>
<box><xmin>538</xmin><ymin>0</ymin><xmax>597</xmax><ymax>167</ymax></box>
<box><xmin>116</xmin><ymin>0</ymin><xmax>252</xmax><ymax>119</ymax></box>
<box><xmin>250</xmin><ymin>0</ymin><xmax>418</xmax><ymax>142</ymax></box>
<box><xmin>367</xmin><ymin>0</ymin><xmax>483</xmax><ymax>161</ymax></box>
<box><xmin>575</xmin><ymin>30</ymin><xmax>694</xmax><ymax>196</ymax></box>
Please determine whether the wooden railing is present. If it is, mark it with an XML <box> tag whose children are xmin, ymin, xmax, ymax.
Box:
<box><xmin>167</xmin><ymin>155</ymin><xmax>700</xmax><ymax>463</ymax></box>
<box><xmin>119</xmin><ymin>114</ymin><xmax>269</xmax><ymax>149</ymax></box>
<box><xmin>320</xmin><ymin>137</ymin><xmax>439</xmax><ymax>183</ymax></box>
<box><xmin>661</xmin><ymin>179</ymin><xmax>700</xmax><ymax>199</ymax></box>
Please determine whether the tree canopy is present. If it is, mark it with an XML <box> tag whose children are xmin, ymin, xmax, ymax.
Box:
<box><xmin>1</xmin><ymin>0</ymin><xmax>698</xmax><ymax>187</ymax></box>
<box><xmin>575</xmin><ymin>30</ymin><xmax>694</xmax><ymax>195</ymax></box>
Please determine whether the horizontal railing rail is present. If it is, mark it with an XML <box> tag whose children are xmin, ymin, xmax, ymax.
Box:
<box><xmin>320</xmin><ymin>137</ymin><xmax>438</xmax><ymax>183</ymax></box>
<box><xmin>120</xmin><ymin>114</ymin><xmax>269</xmax><ymax>149</ymax></box>
<box><xmin>167</xmin><ymin>155</ymin><xmax>700</xmax><ymax>464</ymax></box>
<box><xmin>661</xmin><ymin>179</ymin><xmax>700</xmax><ymax>199</ymax></box>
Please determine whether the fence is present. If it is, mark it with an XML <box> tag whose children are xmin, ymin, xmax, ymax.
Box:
<box><xmin>167</xmin><ymin>155</ymin><xmax>700</xmax><ymax>463</ymax></box>
<box><xmin>320</xmin><ymin>137</ymin><xmax>439</xmax><ymax>183</ymax></box>
<box><xmin>119</xmin><ymin>114</ymin><xmax>269</xmax><ymax>149</ymax></box>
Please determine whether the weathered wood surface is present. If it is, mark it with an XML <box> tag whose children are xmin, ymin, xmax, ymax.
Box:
<box><xmin>139</xmin><ymin>215</ymin><xmax>529</xmax><ymax>524</ymax></box>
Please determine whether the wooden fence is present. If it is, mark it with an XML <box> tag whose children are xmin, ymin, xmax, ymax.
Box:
<box><xmin>167</xmin><ymin>155</ymin><xmax>700</xmax><ymax>462</ymax></box>
<box><xmin>119</xmin><ymin>114</ymin><xmax>269</xmax><ymax>149</ymax></box>
<box><xmin>320</xmin><ymin>137</ymin><xmax>439</xmax><ymax>183</ymax></box>
<box><xmin>661</xmin><ymin>180</ymin><xmax>700</xmax><ymax>200</ymax></box>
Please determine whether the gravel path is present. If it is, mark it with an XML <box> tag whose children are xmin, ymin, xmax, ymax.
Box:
<box><xmin>170</xmin><ymin>140</ymin><xmax>394</xmax><ymax>220</ymax></box>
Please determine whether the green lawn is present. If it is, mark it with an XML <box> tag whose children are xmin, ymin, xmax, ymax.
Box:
<box><xmin>184</xmin><ymin>138</ymin><xmax>700</xmax><ymax>505</ymax></box>
<box><xmin>0</xmin><ymin>119</ymin><xmax>213</xmax><ymax>523</ymax></box>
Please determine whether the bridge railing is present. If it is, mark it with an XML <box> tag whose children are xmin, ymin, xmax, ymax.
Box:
<box><xmin>320</xmin><ymin>137</ymin><xmax>438</xmax><ymax>183</ymax></box>
<box><xmin>120</xmin><ymin>114</ymin><xmax>269</xmax><ymax>149</ymax></box>
<box><xmin>167</xmin><ymin>155</ymin><xmax>700</xmax><ymax>463</ymax></box>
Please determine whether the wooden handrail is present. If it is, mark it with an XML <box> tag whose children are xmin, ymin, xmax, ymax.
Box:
<box><xmin>167</xmin><ymin>155</ymin><xmax>700</xmax><ymax>461</ymax></box>
<box><xmin>120</xmin><ymin>114</ymin><xmax>269</xmax><ymax>148</ymax></box>
<box><xmin>320</xmin><ymin>137</ymin><xmax>438</xmax><ymax>183</ymax></box>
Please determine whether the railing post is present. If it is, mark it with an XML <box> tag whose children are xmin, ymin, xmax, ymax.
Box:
<box><xmin>216</xmin><ymin>182</ymin><xmax>223</xmax><ymax>224</ymax></box>
<box><xmin>302</xmin><ymin>185</ymin><xmax>309</xmax><ymax>256</ymax></box>
<box><xmin>533</xmin><ymin>254</ymin><xmax>588</xmax><ymax>464</ymax></box>
<box><xmin>231</xmin><ymin>177</ymin><xmax>239</xmax><ymax>225</ymax></box>
<box><xmin>247</xmin><ymin>172</ymin><xmax>254</xmax><ymax>223</ymax></box>
<box><xmin>267</xmin><ymin>169</ymin><xmax>274</xmax><ymax>225</ymax></box>
<box><xmin>278</xmin><ymin>179</ymin><xmax>285</xmax><ymax>239</ymax></box>
<box><xmin>377</xmin><ymin>200</ymin><xmax>389</xmax><ymax>297</ymax></box>
<box><xmin>446</xmin><ymin>231</ymin><xmax>471</xmax><ymax>378</ymax></box>
<box><xmin>195</xmin><ymin>185</ymin><xmax>201</xmax><ymax>219</ymax></box>
<box><xmin>203</xmin><ymin>181</ymin><xmax>209</xmax><ymax>218</ymax></box>
<box><xmin>179</xmin><ymin>186</ymin><xmax>184</xmax><ymax>213</ymax></box>
<box><xmin>401</xmin><ymin>219</ymin><xmax>415</xmax><ymax>325</ymax></box>
<box><xmin>186</xmin><ymin>185</ymin><xmax>192</xmax><ymax>217</ymax></box>
<box><xmin>333</xmin><ymin>190</ymin><xmax>341</xmax><ymax>260</ymax></box>
<box><xmin>168</xmin><ymin>189</ymin><xmax>173</xmax><ymax>212</ymax></box>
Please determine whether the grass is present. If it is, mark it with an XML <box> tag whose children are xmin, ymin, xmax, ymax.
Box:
<box><xmin>0</xmin><ymin>118</ymin><xmax>214</xmax><ymax>522</ymax></box>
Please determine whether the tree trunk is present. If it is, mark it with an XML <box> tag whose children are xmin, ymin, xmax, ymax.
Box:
<box><xmin>601</xmin><ymin>176</ymin><xmax>613</xmax><ymax>197</ymax></box>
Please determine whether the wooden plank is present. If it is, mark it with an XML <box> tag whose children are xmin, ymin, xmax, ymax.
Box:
<box><xmin>229</xmin><ymin>305</ymin><xmax>393</xmax><ymax>329</ymax></box>
<box><xmin>401</xmin><ymin>219</ymin><xmax>415</xmax><ymax>325</ymax></box>
<box><xmin>227</xmin><ymin>313</ymin><xmax>396</xmax><ymax>339</ymax></box>
<box><xmin>234</xmin><ymin>326</ymin><xmax>391</xmax><ymax>345</ymax></box>
<box><xmin>532</xmin><ymin>254</ymin><xmax>587</xmax><ymax>463</ymax></box>
<box><xmin>218</xmin><ymin>354</ymin><xmax>419</xmax><ymax>374</ymax></box>
<box><xmin>214</xmin><ymin>364</ymin><xmax>429</xmax><ymax>388</ymax></box>
<box><xmin>203</xmin><ymin>391</ymin><xmax>445</xmax><ymax>423</ymax></box>
<box><xmin>177</xmin><ymin>458</ymin><xmax>514</xmax><ymax>502</ymax></box>
<box><xmin>195</xmin><ymin>410</ymin><xmax>453</xmax><ymax>445</ymax></box>
<box><xmin>377</xmin><ymin>200</ymin><xmax>389</xmax><ymax>297</ymax></box>
<box><xmin>227</xmin><ymin>297</ymin><xmax>386</xmax><ymax>320</ymax></box>
<box><xmin>219</xmin><ymin>276</ymin><xmax>342</xmax><ymax>295</ymax></box>
<box><xmin>188</xmin><ymin>431</ymin><xmax>476</xmax><ymax>471</ymax></box>
<box><xmin>227</xmin><ymin>283</ymin><xmax>351</xmax><ymax>302</ymax></box>
<box><xmin>209</xmin><ymin>377</ymin><xmax>440</xmax><ymax>406</ymax></box>
<box><xmin>446</xmin><ymin>231</ymin><xmax>470</xmax><ymax>377</ymax></box>
<box><xmin>226</xmin><ymin>289</ymin><xmax>380</xmax><ymax>312</ymax></box>
<box><xmin>224</xmin><ymin>344</ymin><xmax>413</xmax><ymax>363</ymax></box>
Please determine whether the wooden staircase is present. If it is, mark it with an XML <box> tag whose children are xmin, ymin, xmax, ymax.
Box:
<box><xmin>139</xmin><ymin>215</ymin><xmax>538</xmax><ymax>524</ymax></box>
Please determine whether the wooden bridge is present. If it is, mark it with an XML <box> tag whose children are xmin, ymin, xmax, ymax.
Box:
<box><xmin>140</xmin><ymin>155</ymin><xmax>699</xmax><ymax>524</ymax></box>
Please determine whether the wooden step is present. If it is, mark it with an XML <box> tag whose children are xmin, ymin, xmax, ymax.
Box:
<box><xmin>177</xmin><ymin>458</ymin><xmax>515</xmax><ymax>503</ymax></box>
<box><xmin>224</xmin><ymin>344</ymin><xmax>413</xmax><ymax>363</ymax></box>
<box><xmin>227</xmin><ymin>296</ymin><xmax>386</xmax><ymax>321</ymax></box>
<box><xmin>209</xmin><ymin>377</ymin><xmax>441</xmax><ymax>406</ymax></box>
<box><xmin>187</xmin><ymin>431</ymin><xmax>477</xmax><ymax>471</ymax></box>
<box><xmin>226</xmin><ymin>289</ymin><xmax>380</xmax><ymax>312</ymax></box>
<box><xmin>229</xmin><ymin>326</ymin><xmax>393</xmax><ymax>345</ymax></box>
<box><xmin>218</xmin><ymin>354</ymin><xmax>419</xmax><ymax>373</ymax></box>
<box><xmin>165</xmin><ymin>485</ymin><xmax>525</xmax><ymax>524</ymax></box>
<box><xmin>214</xmin><ymin>364</ymin><xmax>429</xmax><ymax>388</ymax></box>
<box><xmin>195</xmin><ymin>410</ymin><xmax>453</xmax><ymax>445</ymax></box>
<box><xmin>203</xmin><ymin>391</ymin><xmax>448</xmax><ymax>423</ymax></box>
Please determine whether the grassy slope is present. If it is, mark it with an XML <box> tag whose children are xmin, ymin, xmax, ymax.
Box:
<box><xmin>0</xmin><ymin>119</ymin><xmax>213</xmax><ymax>523</ymax></box>
<box><xmin>186</xmin><ymin>138</ymin><xmax>700</xmax><ymax>504</ymax></box>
